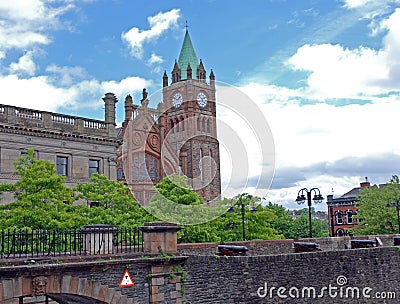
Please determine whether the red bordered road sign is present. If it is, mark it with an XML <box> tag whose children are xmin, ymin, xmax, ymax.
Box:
<box><xmin>119</xmin><ymin>269</ymin><xmax>135</xmax><ymax>287</ymax></box>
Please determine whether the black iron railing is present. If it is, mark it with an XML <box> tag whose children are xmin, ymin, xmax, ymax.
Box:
<box><xmin>0</xmin><ymin>225</ymin><xmax>143</xmax><ymax>259</ymax></box>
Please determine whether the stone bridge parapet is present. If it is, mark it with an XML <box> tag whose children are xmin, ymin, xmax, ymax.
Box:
<box><xmin>0</xmin><ymin>222</ymin><xmax>186</xmax><ymax>304</ymax></box>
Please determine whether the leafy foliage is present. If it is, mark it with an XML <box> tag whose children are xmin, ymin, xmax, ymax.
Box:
<box><xmin>0</xmin><ymin>151</ymin><xmax>329</xmax><ymax>242</ymax></box>
<box><xmin>354</xmin><ymin>175</ymin><xmax>400</xmax><ymax>235</ymax></box>
<box><xmin>146</xmin><ymin>174</ymin><xmax>225</xmax><ymax>225</ymax></box>
<box><xmin>75</xmin><ymin>173</ymin><xmax>133</xmax><ymax>209</ymax></box>
<box><xmin>0</xmin><ymin>150</ymin><xmax>155</xmax><ymax>229</ymax></box>
<box><xmin>12</xmin><ymin>148</ymin><xmax>74</xmax><ymax>206</ymax></box>
<box><xmin>152</xmin><ymin>174</ymin><xmax>204</xmax><ymax>205</ymax></box>
<box><xmin>177</xmin><ymin>195</ymin><xmax>286</xmax><ymax>243</ymax></box>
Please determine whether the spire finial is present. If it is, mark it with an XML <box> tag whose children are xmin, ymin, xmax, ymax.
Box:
<box><xmin>185</xmin><ymin>20</ymin><xmax>189</xmax><ymax>32</ymax></box>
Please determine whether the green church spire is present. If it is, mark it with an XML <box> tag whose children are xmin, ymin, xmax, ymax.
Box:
<box><xmin>178</xmin><ymin>30</ymin><xmax>199</xmax><ymax>80</ymax></box>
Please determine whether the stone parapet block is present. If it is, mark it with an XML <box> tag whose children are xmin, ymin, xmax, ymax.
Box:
<box><xmin>140</xmin><ymin>222</ymin><xmax>182</xmax><ymax>255</ymax></box>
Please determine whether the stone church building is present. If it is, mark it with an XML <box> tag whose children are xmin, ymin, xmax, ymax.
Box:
<box><xmin>0</xmin><ymin>30</ymin><xmax>221</xmax><ymax>205</ymax></box>
<box><xmin>117</xmin><ymin>30</ymin><xmax>221</xmax><ymax>204</ymax></box>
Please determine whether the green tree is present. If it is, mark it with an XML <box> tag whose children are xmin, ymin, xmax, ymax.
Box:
<box><xmin>354</xmin><ymin>175</ymin><xmax>400</xmax><ymax>235</ymax></box>
<box><xmin>0</xmin><ymin>149</ymin><xmax>75</xmax><ymax>229</ymax></box>
<box><xmin>12</xmin><ymin>148</ymin><xmax>74</xmax><ymax>206</ymax></box>
<box><xmin>146</xmin><ymin>174</ymin><xmax>226</xmax><ymax>225</ymax></box>
<box><xmin>266</xmin><ymin>203</ymin><xmax>295</xmax><ymax>239</ymax></box>
<box><xmin>152</xmin><ymin>174</ymin><xmax>204</xmax><ymax>205</ymax></box>
<box><xmin>74</xmin><ymin>173</ymin><xmax>155</xmax><ymax>228</ymax></box>
<box><xmin>75</xmin><ymin>173</ymin><xmax>134</xmax><ymax>209</ymax></box>
<box><xmin>289</xmin><ymin>215</ymin><xmax>329</xmax><ymax>239</ymax></box>
<box><xmin>177</xmin><ymin>195</ymin><xmax>284</xmax><ymax>243</ymax></box>
<box><xmin>0</xmin><ymin>150</ymin><xmax>155</xmax><ymax>229</ymax></box>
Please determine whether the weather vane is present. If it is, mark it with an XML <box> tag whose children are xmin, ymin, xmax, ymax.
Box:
<box><xmin>185</xmin><ymin>20</ymin><xmax>189</xmax><ymax>31</ymax></box>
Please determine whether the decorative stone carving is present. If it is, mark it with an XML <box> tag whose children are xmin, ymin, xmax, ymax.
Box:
<box><xmin>32</xmin><ymin>276</ymin><xmax>47</xmax><ymax>296</ymax></box>
<box><xmin>132</xmin><ymin>131</ymin><xmax>143</xmax><ymax>146</ymax></box>
<box><xmin>149</xmin><ymin>134</ymin><xmax>159</xmax><ymax>149</ymax></box>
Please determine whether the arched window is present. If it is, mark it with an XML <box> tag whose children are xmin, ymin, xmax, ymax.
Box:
<box><xmin>175</xmin><ymin>118</ymin><xmax>179</xmax><ymax>132</ymax></box>
<box><xmin>346</xmin><ymin>210</ymin><xmax>354</xmax><ymax>224</ymax></box>
<box><xmin>200</xmin><ymin>148</ymin><xmax>204</xmax><ymax>181</ymax></box>
<box><xmin>207</xmin><ymin>118</ymin><xmax>211</xmax><ymax>133</ymax></box>
<box><xmin>145</xmin><ymin>154</ymin><xmax>159</xmax><ymax>182</ymax></box>
<box><xmin>336</xmin><ymin>211</ymin><xmax>343</xmax><ymax>224</ymax></box>
<box><xmin>336</xmin><ymin>228</ymin><xmax>345</xmax><ymax>237</ymax></box>
<box><xmin>197</xmin><ymin>116</ymin><xmax>201</xmax><ymax>131</ymax></box>
<box><xmin>209</xmin><ymin>148</ymin><xmax>213</xmax><ymax>181</ymax></box>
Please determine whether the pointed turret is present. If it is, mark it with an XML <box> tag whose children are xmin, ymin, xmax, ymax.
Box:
<box><xmin>163</xmin><ymin>70</ymin><xmax>168</xmax><ymax>87</ymax></box>
<box><xmin>171</xmin><ymin>60</ymin><xmax>181</xmax><ymax>84</ymax></box>
<box><xmin>187</xmin><ymin>63</ymin><xmax>192</xmax><ymax>80</ymax></box>
<box><xmin>198</xmin><ymin>59</ymin><xmax>206</xmax><ymax>82</ymax></box>
<box><xmin>210</xmin><ymin>69</ymin><xmax>215</xmax><ymax>87</ymax></box>
<box><xmin>177</xmin><ymin>30</ymin><xmax>199</xmax><ymax>80</ymax></box>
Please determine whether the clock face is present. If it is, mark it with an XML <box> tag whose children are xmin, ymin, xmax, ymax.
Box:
<box><xmin>172</xmin><ymin>92</ymin><xmax>183</xmax><ymax>108</ymax></box>
<box><xmin>197</xmin><ymin>92</ymin><xmax>207</xmax><ymax>108</ymax></box>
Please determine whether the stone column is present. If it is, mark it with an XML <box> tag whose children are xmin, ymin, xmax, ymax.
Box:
<box><xmin>140</xmin><ymin>222</ymin><xmax>182</xmax><ymax>255</ymax></box>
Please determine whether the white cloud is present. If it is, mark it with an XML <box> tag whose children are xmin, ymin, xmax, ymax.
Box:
<box><xmin>0</xmin><ymin>0</ymin><xmax>76</xmax><ymax>54</ymax></box>
<box><xmin>147</xmin><ymin>53</ymin><xmax>164</xmax><ymax>74</ymax></box>
<box><xmin>238</xmin><ymin>82</ymin><xmax>400</xmax><ymax>168</ymax></box>
<box><xmin>0</xmin><ymin>73</ymin><xmax>152</xmax><ymax>113</ymax></box>
<box><xmin>216</xmin><ymin>79</ymin><xmax>400</xmax><ymax>206</ymax></box>
<box><xmin>100</xmin><ymin>77</ymin><xmax>152</xmax><ymax>100</ymax></box>
<box><xmin>147</xmin><ymin>53</ymin><xmax>163</xmax><ymax>66</ymax></box>
<box><xmin>342</xmin><ymin>0</ymin><xmax>372</xmax><ymax>8</ymax></box>
<box><xmin>342</xmin><ymin>0</ymin><xmax>400</xmax><ymax>9</ymax></box>
<box><xmin>341</xmin><ymin>0</ymin><xmax>400</xmax><ymax>35</ymax></box>
<box><xmin>9</xmin><ymin>51</ymin><xmax>37</xmax><ymax>76</ymax></box>
<box><xmin>121</xmin><ymin>9</ymin><xmax>181</xmax><ymax>59</ymax></box>
<box><xmin>46</xmin><ymin>64</ymin><xmax>89</xmax><ymax>86</ymax></box>
<box><xmin>237</xmin><ymin>7</ymin><xmax>400</xmax><ymax>206</ymax></box>
<box><xmin>287</xmin><ymin>8</ymin><xmax>400</xmax><ymax>99</ymax></box>
<box><xmin>288</xmin><ymin>44</ymin><xmax>387</xmax><ymax>98</ymax></box>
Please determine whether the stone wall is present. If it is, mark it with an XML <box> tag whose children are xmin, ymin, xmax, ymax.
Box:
<box><xmin>0</xmin><ymin>222</ymin><xmax>186</xmax><ymax>304</ymax></box>
<box><xmin>182</xmin><ymin>246</ymin><xmax>400</xmax><ymax>304</ymax></box>
<box><xmin>0</xmin><ymin>256</ymin><xmax>187</xmax><ymax>304</ymax></box>
<box><xmin>178</xmin><ymin>234</ymin><xmax>398</xmax><ymax>256</ymax></box>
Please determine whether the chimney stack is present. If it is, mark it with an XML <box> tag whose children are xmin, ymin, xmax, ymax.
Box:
<box><xmin>360</xmin><ymin>176</ymin><xmax>370</xmax><ymax>188</ymax></box>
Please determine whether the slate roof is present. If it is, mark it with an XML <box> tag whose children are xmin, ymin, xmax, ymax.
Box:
<box><xmin>339</xmin><ymin>184</ymin><xmax>378</xmax><ymax>199</ymax></box>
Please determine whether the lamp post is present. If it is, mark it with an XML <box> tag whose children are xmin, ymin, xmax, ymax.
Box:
<box><xmin>228</xmin><ymin>193</ymin><xmax>257</xmax><ymax>241</ymax></box>
<box><xmin>296</xmin><ymin>188</ymin><xmax>324</xmax><ymax>238</ymax></box>
<box><xmin>387</xmin><ymin>199</ymin><xmax>400</xmax><ymax>234</ymax></box>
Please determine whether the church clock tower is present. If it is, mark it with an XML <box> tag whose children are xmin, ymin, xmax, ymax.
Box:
<box><xmin>162</xmin><ymin>30</ymin><xmax>221</xmax><ymax>202</ymax></box>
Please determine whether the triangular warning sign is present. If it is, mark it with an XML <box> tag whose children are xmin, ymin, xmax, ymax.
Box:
<box><xmin>119</xmin><ymin>269</ymin><xmax>135</xmax><ymax>287</ymax></box>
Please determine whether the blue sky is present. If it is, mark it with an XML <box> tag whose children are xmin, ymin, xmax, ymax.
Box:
<box><xmin>1</xmin><ymin>0</ymin><xmax>400</xmax><ymax>210</ymax></box>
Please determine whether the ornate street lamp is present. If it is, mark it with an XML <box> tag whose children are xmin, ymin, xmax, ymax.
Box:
<box><xmin>228</xmin><ymin>193</ymin><xmax>257</xmax><ymax>241</ymax></box>
<box><xmin>296</xmin><ymin>188</ymin><xmax>324</xmax><ymax>238</ymax></box>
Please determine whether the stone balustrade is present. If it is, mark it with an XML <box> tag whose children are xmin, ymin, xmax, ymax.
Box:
<box><xmin>0</xmin><ymin>103</ymin><xmax>108</xmax><ymax>136</ymax></box>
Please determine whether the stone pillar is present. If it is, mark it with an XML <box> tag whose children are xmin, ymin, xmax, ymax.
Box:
<box><xmin>149</xmin><ymin>262</ymin><xmax>185</xmax><ymax>304</ymax></box>
<box><xmin>140</xmin><ymin>222</ymin><xmax>182</xmax><ymax>255</ymax></box>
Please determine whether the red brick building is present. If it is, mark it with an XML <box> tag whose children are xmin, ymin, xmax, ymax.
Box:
<box><xmin>117</xmin><ymin>30</ymin><xmax>221</xmax><ymax>205</ymax></box>
<box><xmin>327</xmin><ymin>179</ymin><xmax>372</xmax><ymax>236</ymax></box>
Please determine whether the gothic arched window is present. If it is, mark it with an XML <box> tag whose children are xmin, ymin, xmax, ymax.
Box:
<box><xmin>336</xmin><ymin>211</ymin><xmax>343</xmax><ymax>224</ymax></box>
